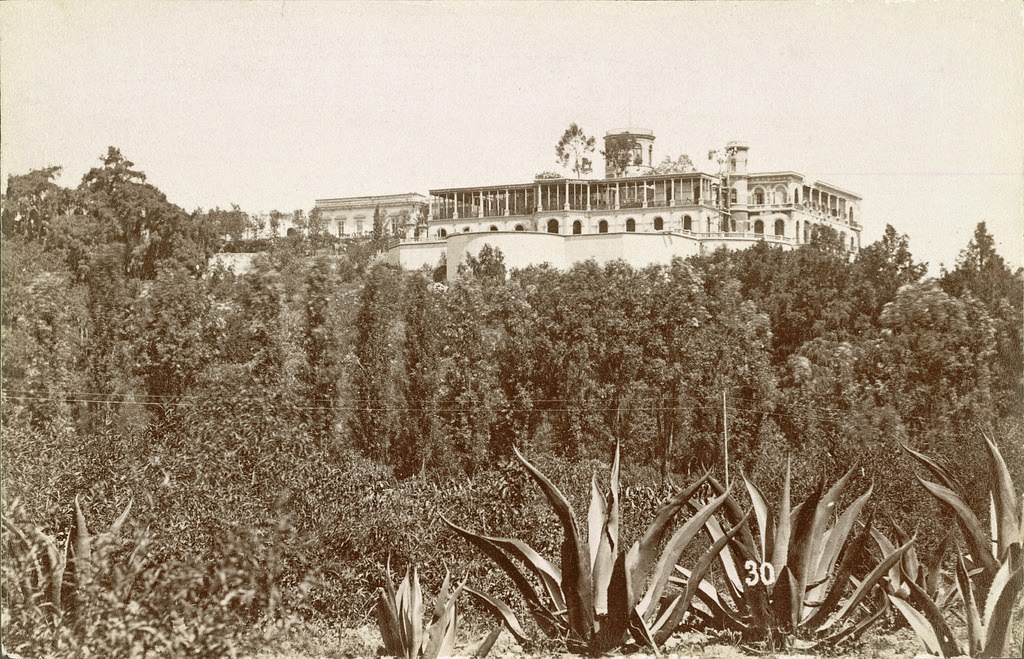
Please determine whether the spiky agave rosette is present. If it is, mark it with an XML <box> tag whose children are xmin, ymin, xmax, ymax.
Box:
<box><xmin>888</xmin><ymin>434</ymin><xmax>1024</xmax><ymax>658</ymax></box>
<box><xmin>442</xmin><ymin>441</ymin><xmax>747</xmax><ymax>654</ymax></box>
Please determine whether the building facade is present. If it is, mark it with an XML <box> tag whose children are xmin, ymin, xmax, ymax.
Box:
<box><xmin>313</xmin><ymin>193</ymin><xmax>428</xmax><ymax>238</ymax></box>
<box><xmin>376</xmin><ymin>130</ymin><xmax>863</xmax><ymax>278</ymax></box>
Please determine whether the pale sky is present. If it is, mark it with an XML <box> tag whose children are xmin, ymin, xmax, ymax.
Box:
<box><xmin>2</xmin><ymin>1</ymin><xmax>1022</xmax><ymax>272</ymax></box>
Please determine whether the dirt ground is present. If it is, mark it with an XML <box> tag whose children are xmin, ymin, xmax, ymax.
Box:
<box><xmin>248</xmin><ymin>622</ymin><xmax>940</xmax><ymax>659</ymax></box>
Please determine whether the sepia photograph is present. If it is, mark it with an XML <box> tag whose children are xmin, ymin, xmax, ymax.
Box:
<box><xmin>1</xmin><ymin>2</ymin><xmax>1022</xmax><ymax>657</ymax></box>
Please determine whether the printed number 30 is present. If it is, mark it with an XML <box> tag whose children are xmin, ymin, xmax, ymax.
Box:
<box><xmin>743</xmin><ymin>560</ymin><xmax>776</xmax><ymax>586</ymax></box>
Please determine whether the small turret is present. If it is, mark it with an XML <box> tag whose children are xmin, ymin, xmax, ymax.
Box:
<box><xmin>604</xmin><ymin>128</ymin><xmax>655</xmax><ymax>178</ymax></box>
<box><xmin>726</xmin><ymin>141</ymin><xmax>749</xmax><ymax>176</ymax></box>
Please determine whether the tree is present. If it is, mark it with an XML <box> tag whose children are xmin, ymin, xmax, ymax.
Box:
<box><xmin>1</xmin><ymin>166</ymin><xmax>70</xmax><ymax>240</ymax></box>
<box><xmin>601</xmin><ymin>134</ymin><xmax>639</xmax><ymax>177</ymax></box>
<box><xmin>460</xmin><ymin>244</ymin><xmax>507</xmax><ymax>281</ymax></box>
<box><xmin>851</xmin><ymin>224</ymin><xmax>927</xmax><ymax>326</ymax></box>
<box><xmin>206</xmin><ymin>205</ymin><xmax>248</xmax><ymax>242</ymax></box>
<box><xmin>941</xmin><ymin>222</ymin><xmax>1023</xmax><ymax>415</ymax></box>
<box><xmin>268</xmin><ymin>209</ymin><xmax>282</xmax><ymax>238</ymax></box>
<box><xmin>653</xmin><ymin>154</ymin><xmax>695</xmax><ymax>174</ymax></box>
<box><xmin>300</xmin><ymin>257</ymin><xmax>342</xmax><ymax>442</ymax></box>
<box><xmin>138</xmin><ymin>262</ymin><xmax>217</xmax><ymax>422</ymax></box>
<box><xmin>349</xmin><ymin>264</ymin><xmax>405</xmax><ymax>464</ymax></box>
<box><xmin>76</xmin><ymin>147</ymin><xmax>214</xmax><ymax>278</ymax></box>
<box><xmin>371</xmin><ymin>206</ymin><xmax>388</xmax><ymax>247</ymax></box>
<box><xmin>555</xmin><ymin>123</ymin><xmax>596</xmax><ymax>177</ymax></box>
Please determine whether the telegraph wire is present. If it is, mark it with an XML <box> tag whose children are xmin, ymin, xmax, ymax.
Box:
<box><xmin>0</xmin><ymin>390</ymin><xmax>952</xmax><ymax>424</ymax></box>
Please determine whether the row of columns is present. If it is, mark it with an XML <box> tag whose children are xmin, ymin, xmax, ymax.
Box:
<box><xmin>437</xmin><ymin>178</ymin><xmax>712</xmax><ymax>220</ymax></box>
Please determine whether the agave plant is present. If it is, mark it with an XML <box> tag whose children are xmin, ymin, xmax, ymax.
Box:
<box><xmin>674</xmin><ymin>464</ymin><xmax>913</xmax><ymax>651</ymax></box>
<box><xmin>442</xmin><ymin>442</ymin><xmax>745</xmax><ymax>654</ymax></box>
<box><xmin>889</xmin><ymin>435</ymin><xmax>1024</xmax><ymax>658</ymax></box>
<box><xmin>1</xmin><ymin>496</ymin><xmax>143</xmax><ymax>621</ymax></box>
<box><xmin>376</xmin><ymin>563</ymin><xmax>500</xmax><ymax>659</ymax></box>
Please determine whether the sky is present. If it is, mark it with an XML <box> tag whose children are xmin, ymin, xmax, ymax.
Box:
<box><xmin>2</xmin><ymin>1</ymin><xmax>1022</xmax><ymax>273</ymax></box>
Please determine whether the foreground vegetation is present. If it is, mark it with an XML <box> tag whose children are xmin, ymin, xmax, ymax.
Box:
<box><xmin>2</xmin><ymin>150</ymin><xmax>1022</xmax><ymax>656</ymax></box>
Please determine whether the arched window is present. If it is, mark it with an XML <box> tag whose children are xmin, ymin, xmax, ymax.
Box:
<box><xmin>850</xmin><ymin>236</ymin><xmax>855</xmax><ymax>250</ymax></box>
<box><xmin>514</xmin><ymin>224</ymin><xmax>525</xmax><ymax>232</ymax></box>
<box><xmin>572</xmin><ymin>220</ymin><xmax>582</xmax><ymax>235</ymax></box>
<box><xmin>683</xmin><ymin>215</ymin><xmax>692</xmax><ymax>231</ymax></box>
<box><xmin>626</xmin><ymin>218</ymin><xmax>636</xmax><ymax>232</ymax></box>
<box><xmin>794</xmin><ymin>188</ymin><xmax>801</xmax><ymax>204</ymax></box>
<box><xmin>439</xmin><ymin>228</ymin><xmax>448</xmax><ymax>238</ymax></box>
<box><xmin>653</xmin><ymin>216</ymin><xmax>664</xmax><ymax>230</ymax></box>
<box><xmin>774</xmin><ymin>219</ymin><xmax>785</xmax><ymax>236</ymax></box>
<box><xmin>489</xmin><ymin>225</ymin><xmax>498</xmax><ymax>232</ymax></box>
<box><xmin>773</xmin><ymin>186</ymin><xmax>787</xmax><ymax>204</ymax></box>
<box><xmin>753</xmin><ymin>188</ymin><xmax>765</xmax><ymax>205</ymax></box>
<box><xmin>754</xmin><ymin>220</ymin><xmax>764</xmax><ymax>234</ymax></box>
<box><xmin>547</xmin><ymin>219</ymin><xmax>559</xmax><ymax>233</ymax></box>
<box><xmin>598</xmin><ymin>220</ymin><xmax>608</xmax><ymax>233</ymax></box>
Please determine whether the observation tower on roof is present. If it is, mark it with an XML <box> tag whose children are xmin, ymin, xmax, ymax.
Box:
<box><xmin>604</xmin><ymin>128</ymin><xmax>655</xmax><ymax>178</ymax></box>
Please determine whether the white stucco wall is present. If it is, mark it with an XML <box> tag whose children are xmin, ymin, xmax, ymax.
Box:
<box><xmin>383</xmin><ymin>241</ymin><xmax>446</xmax><ymax>271</ymax></box>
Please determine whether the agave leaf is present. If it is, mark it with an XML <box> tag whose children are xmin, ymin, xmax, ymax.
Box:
<box><xmin>771</xmin><ymin>460</ymin><xmax>792</xmax><ymax>573</ymax></box>
<box><xmin>423</xmin><ymin>578</ymin><xmax>463</xmax><ymax>659</ymax></box>
<box><xmin>803</xmin><ymin>512</ymin><xmax>875</xmax><ymax>630</ymax></box>
<box><xmin>70</xmin><ymin>495</ymin><xmax>92</xmax><ymax>580</ymax></box>
<box><xmin>707</xmin><ymin>476</ymin><xmax>761</xmax><ymax>563</ymax></box>
<box><xmin>672</xmin><ymin>566</ymin><xmax>747</xmax><ymax>631</ymax></box>
<box><xmin>701</xmin><ymin>509</ymin><xmax>765</xmax><ymax>627</ymax></box>
<box><xmin>26</xmin><ymin>526</ymin><xmax>66</xmax><ymax>613</ymax></box>
<box><xmin>981</xmin><ymin>550</ymin><xmax>1024</xmax><ymax>658</ymax></box>
<box><xmin>627</xmin><ymin>605</ymin><xmax>661</xmax><ymax>656</ymax></box>
<box><xmin>106</xmin><ymin>498</ymin><xmax>133</xmax><ymax>540</ymax></box>
<box><xmin>464</xmin><ymin>586</ymin><xmax>529</xmax><ymax>644</ymax></box>
<box><xmin>869</xmin><ymin>527</ymin><xmax>904</xmax><ymax>588</ymax></box>
<box><xmin>651</xmin><ymin>510</ymin><xmax>751</xmax><ymax>645</ymax></box>
<box><xmin>743</xmin><ymin>474</ymin><xmax>770</xmax><ymax>563</ymax></box>
<box><xmin>512</xmin><ymin>445</ymin><xmax>594</xmax><ymax>640</ymax></box>
<box><xmin>825</xmin><ymin>536</ymin><xmax>914</xmax><ymax>628</ymax></box>
<box><xmin>703</xmin><ymin>513</ymin><xmax>746</xmax><ymax>593</ymax></box>
<box><xmin>917</xmin><ymin>477</ymin><xmax>999</xmax><ymax>575</ymax></box>
<box><xmin>813</xmin><ymin>594</ymin><xmax>887</xmax><ymax>649</ymax></box>
<box><xmin>637</xmin><ymin>487</ymin><xmax>732</xmax><ymax>620</ymax></box>
<box><xmin>471</xmin><ymin>627</ymin><xmax>503</xmax><ymax>658</ymax></box>
<box><xmin>441</xmin><ymin>515</ymin><xmax>564</xmax><ymax>637</ymax></box>
<box><xmin>589</xmin><ymin>473</ymin><xmax>617</xmax><ymax>616</ymax></box>
<box><xmin>955</xmin><ymin>548</ymin><xmax>983</xmax><ymax>656</ymax></box>
<box><xmin>903</xmin><ymin>574</ymin><xmax>962</xmax><ymax>657</ymax></box>
<box><xmin>901</xmin><ymin>442</ymin><xmax>960</xmax><ymax>493</ymax></box>
<box><xmin>813</xmin><ymin>485</ymin><xmax>873</xmax><ymax>584</ymax></box>
<box><xmin>453</xmin><ymin>525</ymin><xmax>564</xmax><ymax>611</ymax></box>
<box><xmin>431</xmin><ymin>570</ymin><xmax>452</xmax><ymax>622</ymax></box>
<box><xmin>983</xmin><ymin>433</ymin><xmax>1021</xmax><ymax>557</ymax></box>
<box><xmin>888</xmin><ymin>595</ymin><xmax>942</xmax><ymax>656</ymax></box>
<box><xmin>786</xmin><ymin>476</ymin><xmax>825</xmax><ymax>625</ymax></box>
<box><xmin>990</xmin><ymin>492</ymin><xmax>999</xmax><ymax>562</ymax></box>
<box><xmin>595</xmin><ymin>552</ymin><xmax>631</xmax><ymax>650</ymax></box>
<box><xmin>594</xmin><ymin>441</ymin><xmax>621</xmax><ymax>613</ymax></box>
<box><xmin>377</xmin><ymin>587</ymin><xmax>404</xmax><ymax>657</ymax></box>
<box><xmin>626</xmin><ymin>472</ymin><xmax>710</xmax><ymax>606</ymax></box>
<box><xmin>588</xmin><ymin>473</ymin><xmax>607</xmax><ymax>572</ymax></box>
<box><xmin>809</xmin><ymin>468</ymin><xmax>854</xmax><ymax>573</ymax></box>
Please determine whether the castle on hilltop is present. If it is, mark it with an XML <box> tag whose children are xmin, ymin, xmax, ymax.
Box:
<box><xmin>313</xmin><ymin>129</ymin><xmax>863</xmax><ymax>278</ymax></box>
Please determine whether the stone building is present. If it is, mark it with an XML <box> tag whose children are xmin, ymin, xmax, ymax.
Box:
<box><xmin>371</xmin><ymin>129</ymin><xmax>862</xmax><ymax>278</ymax></box>
<box><xmin>313</xmin><ymin>193</ymin><xmax>428</xmax><ymax>238</ymax></box>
